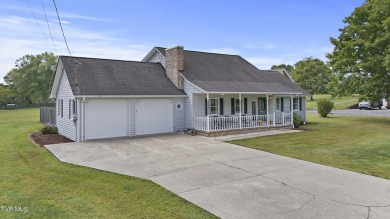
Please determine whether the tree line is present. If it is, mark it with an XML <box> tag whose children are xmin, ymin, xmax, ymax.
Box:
<box><xmin>1</xmin><ymin>0</ymin><xmax>388</xmax><ymax>105</ymax></box>
<box><xmin>1</xmin><ymin>52</ymin><xmax>57</xmax><ymax>106</ymax></box>
<box><xmin>273</xmin><ymin>0</ymin><xmax>390</xmax><ymax>102</ymax></box>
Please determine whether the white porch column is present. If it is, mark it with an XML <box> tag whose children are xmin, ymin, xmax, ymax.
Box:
<box><xmin>290</xmin><ymin>94</ymin><xmax>294</xmax><ymax>128</ymax></box>
<box><xmin>207</xmin><ymin>93</ymin><xmax>210</xmax><ymax>132</ymax></box>
<box><xmin>239</xmin><ymin>93</ymin><xmax>242</xmax><ymax>129</ymax></box>
<box><xmin>266</xmin><ymin>93</ymin><xmax>269</xmax><ymax>127</ymax></box>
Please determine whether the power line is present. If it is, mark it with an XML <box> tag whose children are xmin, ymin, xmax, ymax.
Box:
<box><xmin>52</xmin><ymin>0</ymin><xmax>71</xmax><ymax>56</ymax></box>
<box><xmin>40</xmin><ymin>0</ymin><xmax>57</xmax><ymax>54</ymax></box>
<box><xmin>25</xmin><ymin>0</ymin><xmax>48</xmax><ymax>41</ymax></box>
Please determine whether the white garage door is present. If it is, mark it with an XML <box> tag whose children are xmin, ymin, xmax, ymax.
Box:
<box><xmin>136</xmin><ymin>99</ymin><xmax>173</xmax><ymax>135</ymax></box>
<box><xmin>86</xmin><ymin>99</ymin><xmax>128</xmax><ymax>140</ymax></box>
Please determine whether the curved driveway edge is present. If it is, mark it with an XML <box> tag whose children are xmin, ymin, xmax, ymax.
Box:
<box><xmin>46</xmin><ymin>134</ymin><xmax>390</xmax><ymax>219</ymax></box>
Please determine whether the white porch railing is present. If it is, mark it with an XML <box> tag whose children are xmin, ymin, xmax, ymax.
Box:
<box><xmin>193</xmin><ymin>113</ymin><xmax>292</xmax><ymax>131</ymax></box>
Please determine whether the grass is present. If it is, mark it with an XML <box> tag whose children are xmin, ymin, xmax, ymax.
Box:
<box><xmin>0</xmin><ymin>108</ymin><xmax>216</xmax><ymax>219</ymax></box>
<box><xmin>306</xmin><ymin>94</ymin><xmax>358</xmax><ymax>110</ymax></box>
<box><xmin>229</xmin><ymin>114</ymin><xmax>390</xmax><ymax>180</ymax></box>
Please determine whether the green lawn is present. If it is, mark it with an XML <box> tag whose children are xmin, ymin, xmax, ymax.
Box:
<box><xmin>229</xmin><ymin>114</ymin><xmax>390</xmax><ymax>180</ymax></box>
<box><xmin>0</xmin><ymin>108</ymin><xmax>215</xmax><ymax>218</ymax></box>
<box><xmin>306</xmin><ymin>95</ymin><xmax>358</xmax><ymax>110</ymax></box>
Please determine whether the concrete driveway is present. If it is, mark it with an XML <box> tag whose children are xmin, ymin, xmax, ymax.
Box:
<box><xmin>308</xmin><ymin>109</ymin><xmax>390</xmax><ymax>117</ymax></box>
<box><xmin>46</xmin><ymin>134</ymin><xmax>390</xmax><ymax>219</ymax></box>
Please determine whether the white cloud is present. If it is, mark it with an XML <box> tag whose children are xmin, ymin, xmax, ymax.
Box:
<box><xmin>52</xmin><ymin>19</ymin><xmax>70</xmax><ymax>24</ymax></box>
<box><xmin>246</xmin><ymin>56</ymin><xmax>295</xmax><ymax>70</ymax></box>
<box><xmin>3</xmin><ymin>4</ymin><xmax>112</xmax><ymax>22</ymax></box>
<box><xmin>0</xmin><ymin>14</ymin><xmax>150</xmax><ymax>83</ymax></box>
<box><xmin>243</xmin><ymin>43</ymin><xmax>276</xmax><ymax>50</ymax></box>
<box><xmin>206</xmin><ymin>48</ymin><xmax>239</xmax><ymax>54</ymax></box>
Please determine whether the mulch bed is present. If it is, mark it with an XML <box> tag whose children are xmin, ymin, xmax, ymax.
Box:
<box><xmin>30</xmin><ymin>132</ymin><xmax>74</xmax><ymax>147</ymax></box>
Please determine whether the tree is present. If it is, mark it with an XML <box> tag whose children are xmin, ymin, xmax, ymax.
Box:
<box><xmin>0</xmin><ymin>85</ymin><xmax>14</xmax><ymax>106</ymax></box>
<box><xmin>271</xmin><ymin>64</ymin><xmax>294</xmax><ymax>73</ymax></box>
<box><xmin>326</xmin><ymin>0</ymin><xmax>390</xmax><ymax>101</ymax></box>
<box><xmin>291</xmin><ymin>57</ymin><xmax>332</xmax><ymax>100</ymax></box>
<box><xmin>4</xmin><ymin>52</ymin><xmax>57</xmax><ymax>104</ymax></box>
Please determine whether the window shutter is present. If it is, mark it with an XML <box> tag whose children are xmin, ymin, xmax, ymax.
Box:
<box><xmin>69</xmin><ymin>99</ymin><xmax>71</xmax><ymax>119</ymax></box>
<box><xmin>244</xmin><ymin>98</ymin><xmax>248</xmax><ymax>114</ymax></box>
<box><xmin>231</xmin><ymin>98</ymin><xmax>235</xmax><ymax>115</ymax></box>
<box><xmin>219</xmin><ymin>98</ymin><xmax>224</xmax><ymax>115</ymax></box>
<box><xmin>281</xmin><ymin>98</ymin><xmax>284</xmax><ymax>112</ymax></box>
<box><xmin>73</xmin><ymin>100</ymin><xmax>76</xmax><ymax>115</ymax></box>
<box><xmin>204</xmin><ymin>98</ymin><xmax>208</xmax><ymax>116</ymax></box>
<box><xmin>299</xmin><ymin>97</ymin><xmax>302</xmax><ymax>111</ymax></box>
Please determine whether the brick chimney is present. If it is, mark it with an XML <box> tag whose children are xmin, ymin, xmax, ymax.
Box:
<box><xmin>165</xmin><ymin>46</ymin><xmax>184</xmax><ymax>89</ymax></box>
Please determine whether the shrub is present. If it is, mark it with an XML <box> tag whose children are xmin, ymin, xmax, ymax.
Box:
<box><xmin>317</xmin><ymin>99</ymin><xmax>334</xmax><ymax>117</ymax></box>
<box><xmin>293</xmin><ymin>112</ymin><xmax>303</xmax><ymax>128</ymax></box>
<box><xmin>40</xmin><ymin>125</ymin><xmax>58</xmax><ymax>134</ymax></box>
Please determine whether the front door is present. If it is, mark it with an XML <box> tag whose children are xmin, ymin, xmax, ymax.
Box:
<box><xmin>258</xmin><ymin>97</ymin><xmax>267</xmax><ymax>115</ymax></box>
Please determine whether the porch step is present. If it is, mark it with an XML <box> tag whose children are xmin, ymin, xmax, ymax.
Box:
<box><xmin>194</xmin><ymin>126</ymin><xmax>294</xmax><ymax>138</ymax></box>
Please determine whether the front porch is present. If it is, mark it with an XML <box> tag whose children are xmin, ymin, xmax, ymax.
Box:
<box><xmin>190</xmin><ymin>92</ymin><xmax>305</xmax><ymax>132</ymax></box>
<box><xmin>194</xmin><ymin>113</ymin><xmax>292</xmax><ymax>131</ymax></box>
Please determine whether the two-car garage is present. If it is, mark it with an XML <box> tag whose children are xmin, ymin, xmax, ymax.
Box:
<box><xmin>85</xmin><ymin>99</ymin><xmax>174</xmax><ymax>140</ymax></box>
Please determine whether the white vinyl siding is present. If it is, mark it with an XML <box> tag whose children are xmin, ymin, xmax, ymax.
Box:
<box><xmin>145</xmin><ymin>51</ymin><xmax>166</xmax><ymax>68</ymax></box>
<box><xmin>295</xmin><ymin>97</ymin><xmax>306</xmax><ymax>122</ymax></box>
<box><xmin>183</xmin><ymin>79</ymin><xmax>205</xmax><ymax>129</ymax></box>
<box><xmin>56</xmin><ymin>71</ymin><xmax>77</xmax><ymax>141</ymax></box>
<box><xmin>170</xmin><ymin>97</ymin><xmax>185</xmax><ymax>132</ymax></box>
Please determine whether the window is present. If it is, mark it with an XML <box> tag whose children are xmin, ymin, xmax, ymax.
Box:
<box><xmin>60</xmin><ymin>99</ymin><xmax>63</xmax><ymax>117</ymax></box>
<box><xmin>57</xmin><ymin>100</ymin><xmax>60</xmax><ymax>116</ymax></box>
<box><xmin>210</xmin><ymin>98</ymin><xmax>219</xmax><ymax>115</ymax></box>
<box><xmin>176</xmin><ymin>102</ymin><xmax>182</xmax><ymax>110</ymax></box>
<box><xmin>235</xmin><ymin>99</ymin><xmax>241</xmax><ymax>114</ymax></box>
<box><xmin>234</xmin><ymin>99</ymin><xmax>246</xmax><ymax>114</ymax></box>
<box><xmin>293</xmin><ymin>98</ymin><xmax>299</xmax><ymax>111</ymax></box>
<box><xmin>276</xmin><ymin>97</ymin><xmax>284</xmax><ymax>112</ymax></box>
<box><xmin>276</xmin><ymin>98</ymin><xmax>281</xmax><ymax>111</ymax></box>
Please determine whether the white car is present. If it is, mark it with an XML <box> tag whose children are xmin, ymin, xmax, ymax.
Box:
<box><xmin>358</xmin><ymin>100</ymin><xmax>382</xmax><ymax>110</ymax></box>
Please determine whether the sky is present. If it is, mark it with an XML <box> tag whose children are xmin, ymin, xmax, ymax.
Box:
<box><xmin>0</xmin><ymin>0</ymin><xmax>365</xmax><ymax>84</ymax></box>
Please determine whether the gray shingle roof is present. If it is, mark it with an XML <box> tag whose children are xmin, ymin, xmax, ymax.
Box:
<box><xmin>60</xmin><ymin>56</ymin><xmax>186</xmax><ymax>96</ymax></box>
<box><xmin>179</xmin><ymin>50</ymin><xmax>309</xmax><ymax>95</ymax></box>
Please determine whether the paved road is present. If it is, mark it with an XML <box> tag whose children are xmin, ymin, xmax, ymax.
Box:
<box><xmin>307</xmin><ymin>109</ymin><xmax>390</xmax><ymax>117</ymax></box>
<box><xmin>46</xmin><ymin>134</ymin><xmax>390</xmax><ymax>219</ymax></box>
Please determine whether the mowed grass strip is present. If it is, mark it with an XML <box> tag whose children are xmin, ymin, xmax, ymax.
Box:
<box><xmin>0</xmin><ymin>108</ymin><xmax>216</xmax><ymax>219</ymax></box>
<box><xmin>306</xmin><ymin>95</ymin><xmax>358</xmax><ymax>110</ymax></box>
<box><xmin>229</xmin><ymin>114</ymin><xmax>390</xmax><ymax>179</ymax></box>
